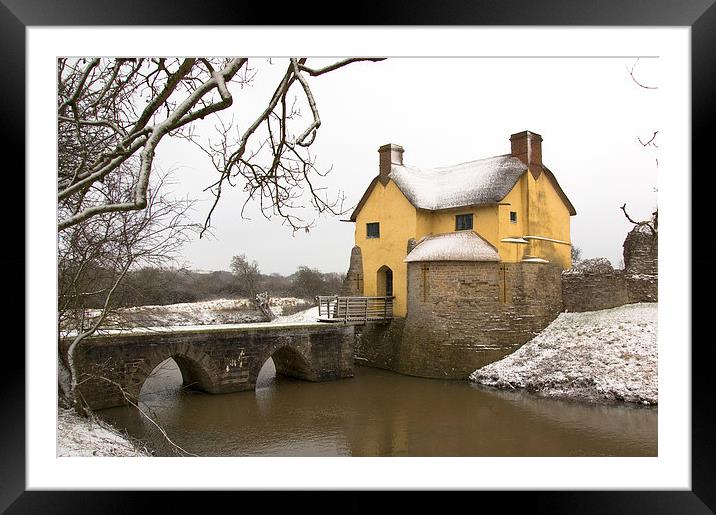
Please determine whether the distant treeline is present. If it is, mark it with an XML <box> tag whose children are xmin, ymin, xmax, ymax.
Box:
<box><xmin>79</xmin><ymin>266</ymin><xmax>345</xmax><ymax>308</ymax></box>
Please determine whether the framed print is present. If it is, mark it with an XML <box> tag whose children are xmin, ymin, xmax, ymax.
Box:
<box><xmin>6</xmin><ymin>0</ymin><xmax>715</xmax><ymax>512</ymax></box>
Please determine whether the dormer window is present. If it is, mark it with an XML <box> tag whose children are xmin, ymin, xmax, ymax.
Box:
<box><xmin>366</xmin><ymin>222</ymin><xmax>380</xmax><ymax>238</ymax></box>
<box><xmin>455</xmin><ymin>214</ymin><xmax>473</xmax><ymax>231</ymax></box>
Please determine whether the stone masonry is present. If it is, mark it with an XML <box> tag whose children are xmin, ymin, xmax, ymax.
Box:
<box><xmin>623</xmin><ymin>225</ymin><xmax>658</xmax><ymax>302</ymax></box>
<box><xmin>561</xmin><ymin>269</ymin><xmax>629</xmax><ymax>312</ymax></box>
<box><xmin>69</xmin><ymin>323</ymin><xmax>354</xmax><ymax>410</ymax></box>
<box><xmin>354</xmin><ymin>317</ymin><xmax>405</xmax><ymax>371</ymax></box>
<box><xmin>395</xmin><ymin>261</ymin><xmax>563</xmax><ymax>379</ymax></box>
<box><xmin>340</xmin><ymin>245</ymin><xmax>364</xmax><ymax>296</ymax></box>
<box><xmin>562</xmin><ymin>225</ymin><xmax>658</xmax><ymax>311</ymax></box>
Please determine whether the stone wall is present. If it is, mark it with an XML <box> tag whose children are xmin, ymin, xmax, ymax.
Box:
<box><xmin>393</xmin><ymin>261</ymin><xmax>563</xmax><ymax>379</ymax></box>
<box><xmin>562</xmin><ymin>270</ymin><xmax>629</xmax><ymax>312</ymax></box>
<box><xmin>340</xmin><ymin>245</ymin><xmax>364</xmax><ymax>296</ymax></box>
<box><xmin>562</xmin><ymin>225</ymin><xmax>658</xmax><ymax>311</ymax></box>
<box><xmin>354</xmin><ymin>317</ymin><xmax>405</xmax><ymax>370</ymax></box>
<box><xmin>623</xmin><ymin>226</ymin><xmax>658</xmax><ymax>302</ymax></box>
<box><xmin>623</xmin><ymin>226</ymin><xmax>658</xmax><ymax>275</ymax></box>
<box><xmin>625</xmin><ymin>274</ymin><xmax>658</xmax><ymax>303</ymax></box>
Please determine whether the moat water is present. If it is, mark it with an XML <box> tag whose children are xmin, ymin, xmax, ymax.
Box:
<box><xmin>99</xmin><ymin>358</ymin><xmax>657</xmax><ymax>457</ymax></box>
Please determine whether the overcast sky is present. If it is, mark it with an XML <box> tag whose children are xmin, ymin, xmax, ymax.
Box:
<box><xmin>154</xmin><ymin>57</ymin><xmax>659</xmax><ymax>275</ymax></box>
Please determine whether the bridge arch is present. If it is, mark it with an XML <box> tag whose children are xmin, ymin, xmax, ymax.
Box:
<box><xmin>131</xmin><ymin>344</ymin><xmax>220</xmax><ymax>400</ymax></box>
<box><xmin>253</xmin><ymin>343</ymin><xmax>318</xmax><ymax>383</ymax></box>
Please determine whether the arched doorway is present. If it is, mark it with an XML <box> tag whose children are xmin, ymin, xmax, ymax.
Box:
<box><xmin>376</xmin><ymin>265</ymin><xmax>393</xmax><ymax>297</ymax></box>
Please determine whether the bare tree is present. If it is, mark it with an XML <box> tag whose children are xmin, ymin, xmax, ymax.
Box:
<box><xmin>229</xmin><ymin>254</ymin><xmax>277</xmax><ymax>321</ymax></box>
<box><xmin>58</xmin><ymin>168</ymin><xmax>199</xmax><ymax>412</ymax></box>
<box><xmin>57</xmin><ymin>57</ymin><xmax>385</xmax><ymax>234</ymax></box>
<box><xmin>230</xmin><ymin>254</ymin><xmax>262</xmax><ymax>299</ymax></box>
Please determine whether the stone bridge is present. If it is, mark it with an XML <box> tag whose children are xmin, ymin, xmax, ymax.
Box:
<box><xmin>68</xmin><ymin>322</ymin><xmax>355</xmax><ymax>410</ymax></box>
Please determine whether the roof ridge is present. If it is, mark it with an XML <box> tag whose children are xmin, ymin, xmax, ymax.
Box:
<box><xmin>434</xmin><ymin>153</ymin><xmax>516</xmax><ymax>171</ymax></box>
<box><xmin>395</xmin><ymin>153</ymin><xmax>518</xmax><ymax>174</ymax></box>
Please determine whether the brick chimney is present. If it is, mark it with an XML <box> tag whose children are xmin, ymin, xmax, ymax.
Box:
<box><xmin>510</xmin><ymin>130</ymin><xmax>543</xmax><ymax>179</ymax></box>
<box><xmin>378</xmin><ymin>143</ymin><xmax>404</xmax><ymax>185</ymax></box>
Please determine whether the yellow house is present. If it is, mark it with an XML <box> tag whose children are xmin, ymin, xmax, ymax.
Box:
<box><xmin>347</xmin><ymin>130</ymin><xmax>576</xmax><ymax>318</ymax></box>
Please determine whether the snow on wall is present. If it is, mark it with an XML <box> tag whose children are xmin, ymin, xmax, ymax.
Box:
<box><xmin>404</xmin><ymin>231</ymin><xmax>500</xmax><ymax>262</ymax></box>
<box><xmin>388</xmin><ymin>154</ymin><xmax>527</xmax><ymax>211</ymax></box>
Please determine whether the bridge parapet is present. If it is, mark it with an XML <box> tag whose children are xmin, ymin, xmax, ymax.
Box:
<box><xmin>66</xmin><ymin>322</ymin><xmax>354</xmax><ymax>410</ymax></box>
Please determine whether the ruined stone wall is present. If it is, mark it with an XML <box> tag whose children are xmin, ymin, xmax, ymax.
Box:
<box><xmin>623</xmin><ymin>227</ymin><xmax>658</xmax><ymax>302</ymax></box>
<box><xmin>392</xmin><ymin>261</ymin><xmax>563</xmax><ymax>379</ymax></box>
<box><xmin>562</xmin><ymin>226</ymin><xmax>658</xmax><ymax>310</ymax></box>
<box><xmin>340</xmin><ymin>245</ymin><xmax>364</xmax><ymax>296</ymax></box>
<box><xmin>625</xmin><ymin>274</ymin><xmax>658</xmax><ymax>303</ymax></box>
<box><xmin>561</xmin><ymin>270</ymin><xmax>629</xmax><ymax>312</ymax></box>
<box><xmin>624</xmin><ymin>227</ymin><xmax>658</xmax><ymax>275</ymax></box>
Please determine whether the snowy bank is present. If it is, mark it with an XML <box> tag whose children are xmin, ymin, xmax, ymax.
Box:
<box><xmin>469</xmin><ymin>303</ymin><xmax>657</xmax><ymax>405</ymax></box>
<box><xmin>57</xmin><ymin>408</ymin><xmax>151</xmax><ymax>457</ymax></box>
<box><xmin>272</xmin><ymin>305</ymin><xmax>320</xmax><ymax>324</ymax></box>
<box><xmin>80</xmin><ymin>297</ymin><xmax>314</xmax><ymax>329</ymax></box>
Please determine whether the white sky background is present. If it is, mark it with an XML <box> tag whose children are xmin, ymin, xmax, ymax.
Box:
<box><xmin>157</xmin><ymin>56</ymin><xmax>660</xmax><ymax>275</ymax></box>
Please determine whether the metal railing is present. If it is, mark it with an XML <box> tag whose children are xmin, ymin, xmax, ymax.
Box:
<box><xmin>315</xmin><ymin>295</ymin><xmax>394</xmax><ymax>323</ymax></box>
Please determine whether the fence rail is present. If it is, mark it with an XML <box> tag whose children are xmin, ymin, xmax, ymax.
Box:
<box><xmin>315</xmin><ymin>295</ymin><xmax>394</xmax><ymax>323</ymax></box>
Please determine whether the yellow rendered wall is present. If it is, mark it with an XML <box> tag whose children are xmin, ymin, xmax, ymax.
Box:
<box><xmin>354</xmin><ymin>180</ymin><xmax>418</xmax><ymax>317</ymax></box>
<box><xmin>496</xmin><ymin>176</ymin><xmax>529</xmax><ymax>262</ymax></box>
<box><xmin>417</xmin><ymin>205</ymin><xmax>499</xmax><ymax>246</ymax></box>
<box><xmin>524</xmin><ymin>169</ymin><xmax>572</xmax><ymax>268</ymax></box>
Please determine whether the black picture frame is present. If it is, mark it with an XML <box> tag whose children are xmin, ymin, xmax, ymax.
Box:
<box><xmin>5</xmin><ymin>0</ymin><xmax>714</xmax><ymax>512</ymax></box>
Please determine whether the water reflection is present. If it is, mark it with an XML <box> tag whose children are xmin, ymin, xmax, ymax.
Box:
<box><xmin>100</xmin><ymin>359</ymin><xmax>657</xmax><ymax>457</ymax></box>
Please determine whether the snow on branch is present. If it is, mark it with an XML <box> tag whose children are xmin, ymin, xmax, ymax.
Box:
<box><xmin>57</xmin><ymin>57</ymin><xmax>385</xmax><ymax>234</ymax></box>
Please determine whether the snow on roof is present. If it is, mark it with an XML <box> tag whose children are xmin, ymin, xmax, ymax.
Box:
<box><xmin>389</xmin><ymin>154</ymin><xmax>527</xmax><ymax>211</ymax></box>
<box><xmin>501</xmin><ymin>237</ymin><xmax>529</xmax><ymax>244</ymax></box>
<box><xmin>405</xmin><ymin>231</ymin><xmax>500</xmax><ymax>263</ymax></box>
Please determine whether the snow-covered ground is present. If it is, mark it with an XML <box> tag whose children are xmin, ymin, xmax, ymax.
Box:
<box><xmin>82</xmin><ymin>297</ymin><xmax>314</xmax><ymax>329</ymax></box>
<box><xmin>272</xmin><ymin>305</ymin><xmax>320</xmax><ymax>324</ymax></box>
<box><xmin>469</xmin><ymin>303</ymin><xmax>657</xmax><ymax>405</ymax></box>
<box><xmin>57</xmin><ymin>408</ymin><xmax>151</xmax><ymax>457</ymax></box>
